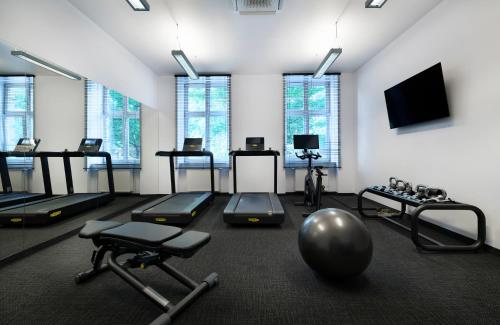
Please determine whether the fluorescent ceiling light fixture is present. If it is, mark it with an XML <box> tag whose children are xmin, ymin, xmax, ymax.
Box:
<box><xmin>171</xmin><ymin>50</ymin><xmax>199</xmax><ymax>80</ymax></box>
<box><xmin>365</xmin><ymin>0</ymin><xmax>388</xmax><ymax>8</ymax></box>
<box><xmin>313</xmin><ymin>48</ymin><xmax>342</xmax><ymax>79</ymax></box>
<box><xmin>11</xmin><ymin>50</ymin><xmax>81</xmax><ymax>80</ymax></box>
<box><xmin>126</xmin><ymin>0</ymin><xmax>150</xmax><ymax>11</ymax></box>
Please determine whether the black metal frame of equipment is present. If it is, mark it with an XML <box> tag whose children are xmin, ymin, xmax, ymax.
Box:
<box><xmin>75</xmin><ymin>221</ymin><xmax>218</xmax><ymax>325</ymax></box>
<box><xmin>158</xmin><ymin>150</ymin><xmax>214</xmax><ymax>194</ymax></box>
<box><xmin>0</xmin><ymin>151</ymin><xmax>50</xmax><ymax>207</ymax></box>
<box><xmin>231</xmin><ymin>150</ymin><xmax>278</xmax><ymax>194</ymax></box>
<box><xmin>358</xmin><ymin>187</ymin><xmax>486</xmax><ymax>252</ymax></box>
<box><xmin>0</xmin><ymin>151</ymin><xmax>115</xmax><ymax>226</ymax></box>
<box><xmin>131</xmin><ymin>150</ymin><xmax>214</xmax><ymax>225</ymax></box>
<box><xmin>223</xmin><ymin>149</ymin><xmax>284</xmax><ymax>225</ymax></box>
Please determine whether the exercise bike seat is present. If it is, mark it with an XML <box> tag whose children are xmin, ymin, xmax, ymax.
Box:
<box><xmin>79</xmin><ymin>220</ymin><xmax>211</xmax><ymax>258</ymax></box>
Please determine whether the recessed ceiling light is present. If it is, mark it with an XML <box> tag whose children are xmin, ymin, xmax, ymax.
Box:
<box><xmin>365</xmin><ymin>0</ymin><xmax>388</xmax><ymax>8</ymax></box>
<box><xmin>126</xmin><ymin>0</ymin><xmax>150</xmax><ymax>11</ymax></box>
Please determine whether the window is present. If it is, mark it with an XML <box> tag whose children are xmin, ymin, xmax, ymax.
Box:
<box><xmin>176</xmin><ymin>75</ymin><xmax>231</xmax><ymax>168</ymax></box>
<box><xmin>85</xmin><ymin>80</ymin><xmax>141</xmax><ymax>168</ymax></box>
<box><xmin>283</xmin><ymin>74</ymin><xmax>340</xmax><ymax>168</ymax></box>
<box><xmin>0</xmin><ymin>76</ymin><xmax>34</xmax><ymax>168</ymax></box>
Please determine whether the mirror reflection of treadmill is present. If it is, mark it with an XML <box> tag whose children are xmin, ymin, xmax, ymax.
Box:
<box><xmin>0</xmin><ymin>138</ymin><xmax>115</xmax><ymax>226</ymax></box>
<box><xmin>223</xmin><ymin>137</ymin><xmax>285</xmax><ymax>225</ymax></box>
<box><xmin>131</xmin><ymin>138</ymin><xmax>215</xmax><ymax>225</ymax></box>
<box><xmin>0</xmin><ymin>138</ymin><xmax>49</xmax><ymax>208</ymax></box>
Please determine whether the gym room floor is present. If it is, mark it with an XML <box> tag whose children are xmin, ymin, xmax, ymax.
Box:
<box><xmin>1</xmin><ymin>194</ymin><xmax>500</xmax><ymax>325</ymax></box>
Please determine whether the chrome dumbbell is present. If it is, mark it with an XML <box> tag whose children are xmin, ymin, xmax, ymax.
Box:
<box><xmin>415</xmin><ymin>184</ymin><xmax>428</xmax><ymax>199</ymax></box>
<box><xmin>389</xmin><ymin>177</ymin><xmax>398</xmax><ymax>189</ymax></box>
<box><xmin>424</xmin><ymin>188</ymin><xmax>447</xmax><ymax>201</ymax></box>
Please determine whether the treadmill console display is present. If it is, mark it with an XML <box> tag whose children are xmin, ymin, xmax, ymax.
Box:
<box><xmin>293</xmin><ymin>134</ymin><xmax>319</xmax><ymax>150</ymax></box>
<box><xmin>14</xmin><ymin>138</ymin><xmax>40</xmax><ymax>153</ymax></box>
<box><xmin>183</xmin><ymin>138</ymin><xmax>202</xmax><ymax>152</ymax></box>
<box><xmin>246</xmin><ymin>137</ymin><xmax>264</xmax><ymax>151</ymax></box>
<box><xmin>78</xmin><ymin>138</ymin><xmax>102</xmax><ymax>153</ymax></box>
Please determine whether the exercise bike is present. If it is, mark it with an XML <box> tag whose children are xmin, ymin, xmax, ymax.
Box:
<box><xmin>295</xmin><ymin>149</ymin><xmax>326</xmax><ymax>217</ymax></box>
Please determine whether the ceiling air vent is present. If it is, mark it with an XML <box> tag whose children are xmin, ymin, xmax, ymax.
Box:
<box><xmin>232</xmin><ymin>0</ymin><xmax>284</xmax><ymax>15</ymax></box>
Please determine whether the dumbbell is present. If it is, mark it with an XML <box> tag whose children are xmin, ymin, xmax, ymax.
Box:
<box><xmin>415</xmin><ymin>184</ymin><xmax>428</xmax><ymax>199</ymax></box>
<box><xmin>389</xmin><ymin>177</ymin><xmax>398</xmax><ymax>189</ymax></box>
<box><xmin>395</xmin><ymin>179</ymin><xmax>407</xmax><ymax>192</ymax></box>
<box><xmin>424</xmin><ymin>188</ymin><xmax>447</xmax><ymax>201</ymax></box>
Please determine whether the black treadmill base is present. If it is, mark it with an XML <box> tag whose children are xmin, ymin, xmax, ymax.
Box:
<box><xmin>223</xmin><ymin>214</ymin><xmax>285</xmax><ymax>225</ymax></box>
<box><xmin>0</xmin><ymin>193</ymin><xmax>48</xmax><ymax>209</ymax></box>
<box><xmin>0</xmin><ymin>194</ymin><xmax>114</xmax><ymax>226</ymax></box>
<box><xmin>131</xmin><ymin>192</ymin><xmax>213</xmax><ymax>226</ymax></box>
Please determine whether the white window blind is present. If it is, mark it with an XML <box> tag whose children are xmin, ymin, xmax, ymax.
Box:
<box><xmin>283</xmin><ymin>74</ymin><xmax>341</xmax><ymax>168</ymax></box>
<box><xmin>176</xmin><ymin>75</ymin><xmax>231</xmax><ymax>168</ymax></box>
<box><xmin>0</xmin><ymin>75</ymin><xmax>34</xmax><ymax>168</ymax></box>
<box><xmin>85</xmin><ymin>80</ymin><xmax>141</xmax><ymax>169</ymax></box>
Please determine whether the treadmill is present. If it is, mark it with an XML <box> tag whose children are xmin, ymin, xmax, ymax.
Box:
<box><xmin>223</xmin><ymin>137</ymin><xmax>285</xmax><ymax>225</ymax></box>
<box><xmin>132</xmin><ymin>138</ymin><xmax>214</xmax><ymax>225</ymax></box>
<box><xmin>0</xmin><ymin>138</ymin><xmax>50</xmax><ymax>208</ymax></box>
<box><xmin>0</xmin><ymin>138</ymin><xmax>115</xmax><ymax>226</ymax></box>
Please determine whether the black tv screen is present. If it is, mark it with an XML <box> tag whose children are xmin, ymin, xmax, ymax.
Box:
<box><xmin>384</xmin><ymin>63</ymin><xmax>450</xmax><ymax>129</ymax></box>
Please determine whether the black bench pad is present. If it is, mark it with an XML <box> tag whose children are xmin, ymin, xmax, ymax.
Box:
<box><xmin>162</xmin><ymin>231</ymin><xmax>211</xmax><ymax>258</ymax></box>
<box><xmin>101</xmin><ymin>222</ymin><xmax>182</xmax><ymax>246</ymax></box>
<box><xmin>79</xmin><ymin>221</ymin><xmax>123</xmax><ymax>239</ymax></box>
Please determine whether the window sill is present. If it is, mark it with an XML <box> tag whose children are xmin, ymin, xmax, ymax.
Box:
<box><xmin>86</xmin><ymin>164</ymin><xmax>141</xmax><ymax>171</ymax></box>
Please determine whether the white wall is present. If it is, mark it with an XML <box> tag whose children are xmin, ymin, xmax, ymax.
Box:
<box><xmin>141</xmin><ymin>74</ymin><xmax>357</xmax><ymax>194</ymax></box>
<box><xmin>356</xmin><ymin>0</ymin><xmax>500</xmax><ymax>247</ymax></box>
<box><xmin>32</xmin><ymin>76</ymin><xmax>85</xmax><ymax>194</ymax></box>
<box><xmin>0</xmin><ymin>0</ymin><xmax>158</xmax><ymax>108</ymax></box>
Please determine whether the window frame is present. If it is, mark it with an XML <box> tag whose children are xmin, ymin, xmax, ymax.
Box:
<box><xmin>0</xmin><ymin>75</ymin><xmax>35</xmax><ymax>169</ymax></box>
<box><xmin>283</xmin><ymin>73</ymin><xmax>341</xmax><ymax>169</ymax></box>
<box><xmin>176</xmin><ymin>75</ymin><xmax>231</xmax><ymax>169</ymax></box>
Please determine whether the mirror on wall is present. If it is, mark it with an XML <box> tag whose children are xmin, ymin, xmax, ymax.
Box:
<box><xmin>0</xmin><ymin>39</ymin><xmax>146</xmax><ymax>265</ymax></box>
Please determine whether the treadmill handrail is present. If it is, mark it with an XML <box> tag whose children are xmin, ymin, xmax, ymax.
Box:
<box><xmin>230</xmin><ymin>149</ymin><xmax>280</xmax><ymax>194</ymax></box>
<box><xmin>36</xmin><ymin>151</ymin><xmax>115</xmax><ymax>195</ymax></box>
<box><xmin>0</xmin><ymin>151</ymin><xmax>48</xmax><ymax>195</ymax></box>
<box><xmin>155</xmin><ymin>150</ymin><xmax>215</xmax><ymax>194</ymax></box>
<box><xmin>229</xmin><ymin>150</ymin><xmax>280</xmax><ymax>157</ymax></box>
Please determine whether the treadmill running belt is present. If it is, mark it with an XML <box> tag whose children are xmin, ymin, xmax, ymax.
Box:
<box><xmin>0</xmin><ymin>193</ymin><xmax>42</xmax><ymax>203</ymax></box>
<box><xmin>146</xmin><ymin>193</ymin><xmax>206</xmax><ymax>214</ymax></box>
<box><xmin>2</xmin><ymin>193</ymin><xmax>107</xmax><ymax>213</ymax></box>
<box><xmin>223</xmin><ymin>193</ymin><xmax>285</xmax><ymax>225</ymax></box>
<box><xmin>234</xmin><ymin>193</ymin><xmax>272</xmax><ymax>214</ymax></box>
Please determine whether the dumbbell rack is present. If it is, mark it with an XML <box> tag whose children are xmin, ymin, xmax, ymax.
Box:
<box><xmin>358</xmin><ymin>186</ymin><xmax>486</xmax><ymax>252</ymax></box>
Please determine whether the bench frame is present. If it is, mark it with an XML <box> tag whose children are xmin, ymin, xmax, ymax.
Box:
<box><xmin>76</xmin><ymin>237</ymin><xmax>218</xmax><ymax>325</ymax></box>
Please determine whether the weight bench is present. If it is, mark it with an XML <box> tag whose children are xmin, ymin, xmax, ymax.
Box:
<box><xmin>75</xmin><ymin>221</ymin><xmax>218</xmax><ymax>325</ymax></box>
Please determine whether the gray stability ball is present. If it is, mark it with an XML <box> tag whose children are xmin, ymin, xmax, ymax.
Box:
<box><xmin>298</xmin><ymin>208</ymin><xmax>373</xmax><ymax>278</ymax></box>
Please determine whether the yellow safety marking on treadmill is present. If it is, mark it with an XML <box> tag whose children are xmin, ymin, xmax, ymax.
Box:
<box><xmin>10</xmin><ymin>218</ymin><xmax>22</xmax><ymax>223</ymax></box>
<box><xmin>50</xmin><ymin>210</ymin><xmax>62</xmax><ymax>218</ymax></box>
<box><xmin>155</xmin><ymin>217</ymin><xmax>167</xmax><ymax>222</ymax></box>
<box><xmin>192</xmin><ymin>211</ymin><xmax>197</xmax><ymax>217</ymax></box>
<box><xmin>251</xmin><ymin>144</ymin><xmax>258</xmax><ymax>147</ymax></box>
<box><xmin>248</xmin><ymin>218</ymin><xmax>260</xmax><ymax>223</ymax></box>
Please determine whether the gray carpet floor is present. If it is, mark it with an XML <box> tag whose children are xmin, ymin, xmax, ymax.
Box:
<box><xmin>1</xmin><ymin>194</ymin><xmax>500</xmax><ymax>324</ymax></box>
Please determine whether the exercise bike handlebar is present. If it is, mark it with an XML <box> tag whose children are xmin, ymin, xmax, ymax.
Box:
<box><xmin>295</xmin><ymin>149</ymin><xmax>321</xmax><ymax>160</ymax></box>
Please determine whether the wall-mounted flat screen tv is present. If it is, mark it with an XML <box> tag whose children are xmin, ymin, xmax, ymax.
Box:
<box><xmin>384</xmin><ymin>63</ymin><xmax>450</xmax><ymax>129</ymax></box>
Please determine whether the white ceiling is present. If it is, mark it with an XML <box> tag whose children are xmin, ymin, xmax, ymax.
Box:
<box><xmin>68</xmin><ymin>0</ymin><xmax>442</xmax><ymax>76</ymax></box>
